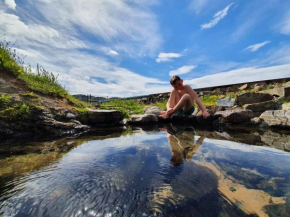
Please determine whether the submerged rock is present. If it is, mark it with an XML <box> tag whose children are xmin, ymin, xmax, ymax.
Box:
<box><xmin>214</xmin><ymin>108</ymin><xmax>254</xmax><ymax>124</ymax></box>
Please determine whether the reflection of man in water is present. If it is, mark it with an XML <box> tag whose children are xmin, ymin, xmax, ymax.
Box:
<box><xmin>164</xmin><ymin>125</ymin><xmax>205</xmax><ymax>166</ymax></box>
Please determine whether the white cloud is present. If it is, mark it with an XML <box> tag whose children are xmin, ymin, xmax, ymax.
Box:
<box><xmin>107</xmin><ymin>50</ymin><xmax>119</xmax><ymax>56</ymax></box>
<box><xmin>201</xmin><ymin>3</ymin><xmax>233</xmax><ymax>29</ymax></box>
<box><xmin>169</xmin><ymin>65</ymin><xmax>197</xmax><ymax>76</ymax></box>
<box><xmin>189</xmin><ymin>0</ymin><xmax>208</xmax><ymax>14</ymax></box>
<box><xmin>185</xmin><ymin>64</ymin><xmax>290</xmax><ymax>89</ymax></box>
<box><xmin>0</xmin><ymin>2</ymin><xmax>165</xmax><ymax>97</ymax></box>
<box><xmin>4</xmin><ymin>0</ymin><xmax>16</xmax><ymax>10</ymax></box>
<box><xmin>244</xmin><ymin>41</ymin><xmax>271</xmax><ymax>52</ymax></box>
<box><xmin>279</xmin><ymin>11</ymin><xmax>290</xmax><ymax>35</ymax></box>
<box><xmin>33</xmin><ymin>0</ymin><xmax>162</xmax><ymax>57</ymax></box>
<box><xmin>156</xmin><ymin>52</ymin><xmax>182</xmax><ymax>63</ymax></box>
<box><xmin>0</xmin><ymin>11</ymin><xmax>87</xmax><ymax>49</ymax></box>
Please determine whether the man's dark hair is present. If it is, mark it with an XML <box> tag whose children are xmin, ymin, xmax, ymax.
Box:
<box><xmin>170</xmin><ymin>75</ymin><xmax>181</xmax><ymax>85</ymax></box>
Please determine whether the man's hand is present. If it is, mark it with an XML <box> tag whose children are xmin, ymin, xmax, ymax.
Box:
<box><xmin>167</xmin><ymin>108</ymin><xmax>174</xmax><ymax>115</ymax></box>
<box><xmin>202</xmin><ymin>110</ymin><xmax>210</xmax><ymax>119</ymax></box>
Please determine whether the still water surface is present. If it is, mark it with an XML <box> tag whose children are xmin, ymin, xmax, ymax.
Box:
<box><xmin>0</xmin><ymin>126</ymin><xmax>290</xmax><ymax>217</ymax></box>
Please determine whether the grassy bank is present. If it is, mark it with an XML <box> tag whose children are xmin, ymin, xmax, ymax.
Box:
<box><xmin>0</xmin><ymin>42</ymin><xmax>90</xmax><ymax>108</ymax></box>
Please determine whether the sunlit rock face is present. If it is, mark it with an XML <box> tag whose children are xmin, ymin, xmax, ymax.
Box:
<box><xmin>260</xmin><ymin>110</ymin><xmax>290</xmax><ymax>128</ymax></box>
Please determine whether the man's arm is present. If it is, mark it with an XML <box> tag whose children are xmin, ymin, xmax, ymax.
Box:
<box><xmin>166</xmin><ymin>90</ymin><xmax>176</xmax><ymax>110</ymax></box>
<box><xmin>184</xmin><ymin>85</ymin><xmax>210</xmax><ymax>118</ymax></box>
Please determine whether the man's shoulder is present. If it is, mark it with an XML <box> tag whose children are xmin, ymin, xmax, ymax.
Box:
<box><xmin>170</xmin><ymin>89</ymin><xmax>177</xmax><ymax>93</ymax></box>
<box><xmin>184</xmin><ymin>84</ymin><xmax>193</xmax><ymax>90</ymax></box>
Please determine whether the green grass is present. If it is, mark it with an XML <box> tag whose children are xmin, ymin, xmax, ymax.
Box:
<box><xmin>278</xmin><ymin>98</ymin><xmax>290</xmax><ymax>104</ymax></box>
<box><xmin>156</xmin><ymin>99</ymin><xmax>167</xmax><ymax>111</ymax></box>
<box><xmin>0</xmin><ymin>103</ymin><xmax>31</xmax><ymax>121</ymax></box>
<box><xmin>100</xmin><ymin>99</ymin><xmax>145</xmax><ymax>118</ymax></box>
<box><xmin>199</xmin><ymin>95</ymin><xmax>219</xmax><ymax>107</ymax></box>
<box><xmin>73</xmin><ymin>107</ymin><xmax>90</xmax><ymax>124</ymax></box>
<box><xmin>0</xmin><ymin>41</ymin><xmax>90</xmax><ymax>109</ymax></box>
<box><xmin>0</xmin><ymin>94</ymin><xmax>11</xmax><ymax>109</ymax></box>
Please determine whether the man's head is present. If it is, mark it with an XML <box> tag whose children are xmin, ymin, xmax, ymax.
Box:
<box><xmin>170</xmin><ymin>75</ymin><xmax>184</xmax><ymax>90</ymax></box>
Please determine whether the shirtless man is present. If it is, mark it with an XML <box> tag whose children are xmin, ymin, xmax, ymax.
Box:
<box><xmin>159</xmin><ymin>75</ymin><xmax>210</xmax><ymax>119</ymax></box>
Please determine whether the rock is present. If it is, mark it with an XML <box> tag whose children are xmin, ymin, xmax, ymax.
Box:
<box><xmin>248</xmin><ymin>117</ymin><xmax>263</xmax><ymax>126</ymax></box>
<box><xmin>282</xmin><ymin>82</ymin><xmax>290</xmax><ymax>88</ymax></box>
<box><xmin>260</xmin><ymin>131</ymin><xmax>290</xmax><ymax>152</ymax></box>
<box><xmin>0</xmin><ymin>109</ymin><xmax>90</xmax><ymax>140</ymax></box>
<box><xmin>260</xmin><ymin>110</ymin><xmax>290</xmax><ymax>128</ymax></box>
<box><xmin>171</xmin><ymin>114</ymin><xmax>191</xmax><ymax>124</ymax></box>
<box><xmin>214</xmin><ymin>108</ymin><xmax>254</xmax><ymax>124</ymax></box>
<box><xmin>253</xmin><ymin>86</ymin><xmax>263</xmax><ymax>92</ymax></box>
<box><xmin>141</xmin><ymin>98</ymin><xmax>148</xmax><ymax>103</ymax></box>
<box><xmin>143</xmin><ymin>106</ymin><xmax>161</xmax><ymax>116</ymax></box>
<box><xmin>237</xmin><ymin>92</ymin><xmax>273</xmax><ymax>106</ymax></box>
<box><xmin>69</xmin><ymin>119</ymin><xmax>81</xmax><ymax>125</ymax></box>
<box><xmin>207</xmin><ymin>106</ymin><xmax>225</xmax><ymax>114</ymax></box>
<box><xmin>238</xmin><ymin>84</ymin><xmax>248</xmax><ymax>90</ymax></box>
<box><xmin>217</xmin><ymin>97</ymin><xmax>236</xmax><ymax>107</ymax></box>
<box><xmin>87</xmin><ymin>109</ymin><xmax>123</xmax><ymax>125</ymax></box>
<box><xmin>259</xmin><ymin>87</ymin><xmax>290</xmax><ymax>98</ymax></box>
<box><xmin>243</xmin><ymin>100</ymin><xmax>279</xmax><ymax>112</ymax></box>
<box><xmin>282</xmin><ymin>103</ymin><xmax>290</xmax><ymax>110</ymax></box>
<box><xmin>66</xmin><ymin>112</ymin><xmax>76</xmax><ymax>120</ymax></box>
<box><xmin>128</xmin><ymin>114</ymin><xmax>158</xmax><ymax>124</ymax></box>
<box><xmin>119</xmin><ymin>119</ymin><xmax>128</xmax><ymax>126</ymax></box>
<box><xmin>226</xmin><ymin>86</ymin><xmax>238</xmax><ymax>93</ymax></box>
<box><xmin>211</xmin><ymin>88</ymin><xmax>221</xmax><ymax>94</ymax></box>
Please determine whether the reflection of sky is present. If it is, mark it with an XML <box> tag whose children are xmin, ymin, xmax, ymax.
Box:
<box><xmin>197</xmin><ymin>138</ymin><xmax>290</xmax><ymax>176</ymax></box>
<box><xmin>1</xmin><ymin>131</ymin><xmax>290</xmax><ymax>217</ymax></box>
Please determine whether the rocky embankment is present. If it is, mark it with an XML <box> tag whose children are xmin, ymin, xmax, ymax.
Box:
<box><xmin>128</xmin><ymin>81</ymin><xmax>290</xmax><ymax>130</ymax></box>
<box><xmin>1</xmin><ymin>67</ymin><xmax>290</xmax><ymax>140</ymax></box>
<box><xmin>0</xmin><ymin>70</ymin><xmax>123</xmax><ymax>139</ymax></box>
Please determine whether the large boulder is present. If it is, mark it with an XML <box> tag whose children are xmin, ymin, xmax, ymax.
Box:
<box><xmin>260</xmin><ymin>110</ymin><xmax>290</xmax><ymax>128</ymax></box>
<box><xmin>128</xmin><ymin>114</ymin><xmax>158</xmax><ymax>124</ymax></box>
<box><xmin>259</xmin><ymin>87</ymin><xmax>290</xmax><ymax>98</ymax></box>
<box><xmin>236</xmin><ymin>92</ymin><xmax>273</xmax><ymax>106</ymax></box>
<box><xmin>143</xmin><ymin>106</ymin><xmax>161</xmax><ymax>116</ymax></box>
<box><xmin>87</xmin><ymin>109</ymin><xmax>123</xmax><ymax>125</ymax></box>
<box><xmin>214</xmin><ymin>108</ymin><xmax>254</xmax><ymax>124</ymax></box>
<box><xmin>243</xmin><ymin>100</ymin><xmax>279</xmax><ymax>112</ymax></box>
<box><xmin>217</xmin><ymin>97</ymin><xmax>236</xmax><ymax>107</ymax></box>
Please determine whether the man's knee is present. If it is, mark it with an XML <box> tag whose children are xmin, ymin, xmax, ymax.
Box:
<box><xmin>181</xmin><ymin>93</ymin><xmax>191</xmax><ymax>100</ymax></box>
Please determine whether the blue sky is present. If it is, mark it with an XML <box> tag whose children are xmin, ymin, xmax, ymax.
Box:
<box><xmin>1</xmin><ymin>0</ymin><xmax>290</xmax><ymax>97</ymax></box>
